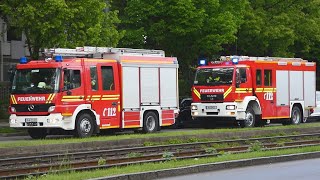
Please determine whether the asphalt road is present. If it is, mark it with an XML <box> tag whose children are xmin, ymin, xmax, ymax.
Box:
<box><xmin>159</xmin><ymin>158</ymin><xmax>320</xmax><ymax>180</ymax></box>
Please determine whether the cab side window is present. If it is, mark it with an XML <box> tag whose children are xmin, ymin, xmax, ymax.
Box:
<box><xmin>90</xmin><ymin>67</ymin><xmax>98</xmax><ymax>91</ymax></box>
<box><xmin>256</xmin><ymin>69</ymin><xmax>262</xmax><ymax>85</ymax></box>
<box><xmin>101</xmin><ymin>66</ymin><xmax>115</xmax><ymax>90</ymax></box>
<box><xmin>264</xmin><ymin>70</ymin><xmax>272</xmax><ymax>86</ymax></box>
<box><xmin>239</xmin><ymin>68</ymin><xmax>247</xmax><ymax>83</ymax></box>
<box><xmin>64</xmin><ymin>69</ymin><xmax>81</xmax><ymax>89</ymax></box>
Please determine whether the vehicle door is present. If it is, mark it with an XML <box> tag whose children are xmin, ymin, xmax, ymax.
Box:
<box><xmin>62</xmin><ymin>68</ymin><xmax>85</xmax><ymax>113</ymax></box>
<box><xmin>90</xmin><ymin>64</ymin><xmax>121</xmax><ymax>129</ymax></box>
<box><xmin>256</xmin><ymin>68</ymin><xmax>277</xmax><ymax>119</ymax></box>
<box><xmin>235</xmin><ymin>67</ymin><xmax>253</xmax><ymax>100</ymax></box>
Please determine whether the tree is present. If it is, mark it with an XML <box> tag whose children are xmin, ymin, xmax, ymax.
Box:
<box><xmin>0</xmin><ymin>0</ymin><xmax>123</xmax><ymax>59</ymax></box>
<box><xmin>233</xmin><ymin>0</ymin><xmax>320</xmax><ymax>59</ymax></box>
<box><xmin>116</xmin><ymin>0</ymin><xmax>248</xmax><ymax>96</ymax></box>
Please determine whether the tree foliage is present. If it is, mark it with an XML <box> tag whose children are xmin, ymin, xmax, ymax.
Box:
<box><xmin>0</xmin><ymin>0</ymin><xmax>123</xmax><ymax>59</ymax></box>
<box><xmin>234</xmin><ymin>0</ymin><xmax>320</xmax><ymax>60</ymax></box>
<box><xmin>1</xmin><ymin>0</ymin><xmax>320</xmax><ymax>94</ymax></box>
<box><xmin>116</xmin><ymin>0</ymin><xmax>248</xmax><ymax>94</ymax></box>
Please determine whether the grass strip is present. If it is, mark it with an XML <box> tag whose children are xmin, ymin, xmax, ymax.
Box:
<box><xmin>27</xmin><ymin>145</ymin><xmax>320</xmax><ymax>180</ymax></box>
<box><xmin>0</xmin><ymin>127</ymin><xmax>25</xmax><ymax>134</ymax></box>
<box><xmin>1</xmin><ymin>122</ymin><xmax>320</xmax><ymax>148</ymax></box>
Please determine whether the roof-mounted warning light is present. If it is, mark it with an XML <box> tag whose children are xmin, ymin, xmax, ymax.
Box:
<box><xmin>55</xmin><ymin>55</ymin><xmax>63</xmax><ymax>62</ymax></box>
<box><xmin>19</xmin><ymin>57</ymin><xmax>27</xmax><ymax>64</ymax></box>
<box><xmin>198</xmin><ymin>58</ymin><xmax>208</xmax><ymax>66</ymax></box>
<box><xmin>231</xmin><ymin>57</ymin><xmax>239</xmax><ymax>64</ymax></box>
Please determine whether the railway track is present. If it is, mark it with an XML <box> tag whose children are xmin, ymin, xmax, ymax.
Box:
<box><xmin>2</xmin><ymin>133</ymin><xmax>320</xmax><ymax>179</ymax></box>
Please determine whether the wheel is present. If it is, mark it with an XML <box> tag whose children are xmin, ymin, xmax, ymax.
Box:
<box><xmin>28</xmin><ymin>128</ymin><xmax>47</xmax><ymax>139</ymax></box>
<box><xmin>302</xmin><ymin>117</ymin><xmax>308</xmax><ymax>123</ymax></box>
<box><xmin>290</xmin><ymin>106</ymin><xmax>302</xmax><ymax>125</ymax></box>
<box><xmin>143</xmin><ymin>111</ymin><xmax>159</xmax><ymax>133</ymax></box>
<box><xmin>75</xmin><ymin>113</ymin><xmax>95</xmax><ymax>138</ymax></box>
<box><xmin>241</xmin><ymin>107</ymin><xmax>255</xmax><ymax>127</ymax></box>
<box><xmin>254</xmin><ymin>115</ymin><xmax>265</xmax><ymax>127</ymax></box>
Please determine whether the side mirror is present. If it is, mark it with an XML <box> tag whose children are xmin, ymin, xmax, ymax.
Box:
<box><xmin>236</xmin><ymin>82</ymin><xmax>240</xmax><ymax>88</ymax></box>
<box><xmin>236</xmin><ymin>72</ymin><xmax>241</xmax><ymax>88</ymax></box>
<box><xmin>8</xmin><ymin>65</ymin><xmax>16</xmax><ymax>84</ymax></box>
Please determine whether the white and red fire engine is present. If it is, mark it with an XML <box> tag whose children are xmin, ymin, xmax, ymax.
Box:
<box><xmin>191</xmin><ymin>56</ymin><xmax>316</xmax><ymax>127</ymax></box>
<box><xmin>9</xmin><ymin>47</ymin><xmax>179</xmax><ymax>139</ymax></box>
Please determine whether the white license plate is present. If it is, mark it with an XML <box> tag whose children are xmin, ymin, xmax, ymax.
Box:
<box><xmin>25</xmin><ymin>118</ymin><xmax>37</xmax><ymax>122</ymax></box>
<box><xmin>206</xmin><ymin>106</ymin><xmax>217</xmax><ymax>110</ymax></box>
<box><xmin>26</xmin><ymin>122</ymin><xmax>38</xmax><ymax>126</ymax></box>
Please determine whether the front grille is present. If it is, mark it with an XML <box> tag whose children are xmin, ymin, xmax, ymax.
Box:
<box><xmin>12</xmin><ymin>104</ymin><xmax>54</xmax><ymax>112</ymax></box>
<box><xmin>201</xmin><ymin>94</ymin><xmax>223</xmax><ymax>101</ymax></box>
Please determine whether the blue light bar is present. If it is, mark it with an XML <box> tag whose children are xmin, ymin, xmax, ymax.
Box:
<box><xmin>19</xmin><ymin>57</ymin><xmax>27</xmax><ymax>64</ymax></box>
<box><xmin>198</xmin><ymin>58</ymin><xmax>207</xmax><ymax>66</ymax></box>
<box><xmin>232</xmin><ymin>57</ymin><xmax>239</xmax><ymax>64</ymax></box>
<box><xmin>55</xmin><ymin>55</ymin><xmax>63</xmax><ymax>62</ymax></box>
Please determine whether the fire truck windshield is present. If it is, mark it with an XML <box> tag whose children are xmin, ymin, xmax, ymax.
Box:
<box><xmin>194</xmin><ymin>67</ymin><xmax>234</xmax><ymax>86</ymax></box>
<box><xmin>11</xmin><ymin>68</ymin><xmax>61</xmax><ymax>94</ymax></box>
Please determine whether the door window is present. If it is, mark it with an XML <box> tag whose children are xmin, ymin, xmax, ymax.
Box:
<box><xmin>64</xmin><ymin>69</ymin><xmax>81</xmax><ymax>90</ymax></box>
<box><xmin>256</xmin><ymin>69</ymin><xmax>262</xmax><ymax>85</ymax></box>
<box><xmin>239</xmin><ymin>68</ymin><xmax>247</xmax><ymax>83</ymax></box>
<box><xmin>264</xmin><ymin>70</ymin><xmax>272</xmax><ymax>86</ymax></box>
<box><xmin>101</xmin><ymin>66</ymin><xmax>115</xmax><ymax>90</ymax></box>
<box><xmin>90</xmin><ymin>67</ymin><xmax>98</xmax><ymax>91</ymax></box>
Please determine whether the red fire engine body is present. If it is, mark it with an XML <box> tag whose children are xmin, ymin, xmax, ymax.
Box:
<box><xmin>191</xmin><ymin>56</ymin><xmax>316</xmax><ymax>127</ymax></box>
<box><xmin>9</xmin><ymin>47</ymin><xmax>179</xmax><ymax>139</ymax></box>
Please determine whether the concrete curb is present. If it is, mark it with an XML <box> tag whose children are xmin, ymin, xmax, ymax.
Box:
<box><xmin>90</xmin><ymin>151</ymin><xmax>320</xmax><ymax>180</ymax></box>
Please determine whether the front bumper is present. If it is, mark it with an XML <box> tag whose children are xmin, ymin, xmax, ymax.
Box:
<box><xmin>9</xmin><ymin>113</ymin><xmax>74</xmax><ymax>130</ymax></box>
<box><xmin>191</xmin><ymin>102</ymin><xmax>246</xmax><ymax>120</ymax></box>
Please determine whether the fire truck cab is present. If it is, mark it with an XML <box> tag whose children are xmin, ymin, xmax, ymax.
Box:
<box><xmin>9</xmin><ymin>47</ymin><xmax>179</xmax><ymax>139</ymax></box>
<box><xmin>191</xmin><ymin>56</ymin><xmax>316</xmax><ymax>127</ymax></box>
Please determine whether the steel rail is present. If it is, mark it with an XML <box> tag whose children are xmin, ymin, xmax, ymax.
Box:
<box><xmin>1</xmin><ymin>132</ymin><xmax>320</xmax><ymax>167</ymax></box>
<box><xmin>1</xmin><ymin>133</ymin><xmax>320</xmax><ymax>179</ymax></box>
<box><xmin>2</xmin><ymin>140</ymin><xmax>320</xmax><ymax>179</ymax></box>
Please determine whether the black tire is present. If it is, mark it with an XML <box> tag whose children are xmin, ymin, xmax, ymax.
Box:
<box><xmin>28</xmin><ymin>128</ymin><xmax>47</xmax><ymax>139</ymax></box>
<box><xmin>75</xmin><ymin>113</ymin><xmax>95</xmax><ymax>138</ymax></box>
<box><xmin>241</xmin><ymin>107</ymin><xmax>255</xmax><ymax>127</ymax></box>
<box><xmin>254</xmin><ymin>115</ymin><xmax>265</xmax><ymax>127</ymax></box>
<box><xmin>290</xmin><ymin>106</ymin><xmax>302</xmax><ymax>125</ymax></box>
<box><xmin>302</xmin><ymin>117</ymin><xmax>308</xmax><ymax>123</ymax></box>
<box><xmin>143</xmin><ymin>111</ymin><xmax>159</xmax><ymax>133</ymax></box>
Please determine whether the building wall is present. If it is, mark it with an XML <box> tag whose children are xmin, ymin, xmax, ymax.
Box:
<box><xmin>0</xmin><ymin>18</ymin><xmax>30</xmax><ymax>82</ymax></box>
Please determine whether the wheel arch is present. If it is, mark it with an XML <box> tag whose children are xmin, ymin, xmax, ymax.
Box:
<box><xmin>143</xmin><ymin>109</ymin><xmax>159</xmax><ymax>121</ymax></box>
<box><xmin>71</xmin><ymin>104</ymin><xmax>99</xmax><ymax>131</ymax></box>
<box><xmin>142</xmin><ymin>109</ymin><xmax>160</xmax><ymax>132</ymax></box>
<box><xmin>248</xmin><ymin>100</ymin><xmax>261</xmax><ymax>115</ymax></box>
<box><xmin>291</xmin><ymin>103</ymin><xmax>303</xmax><ymax>118</ymax></box>
<box><xmin>239</xmin><ymin>96</ymin><xmax>262</xmax><ymax>115</ymax></box>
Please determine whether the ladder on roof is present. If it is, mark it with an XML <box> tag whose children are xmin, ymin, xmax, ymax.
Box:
<box><xmin>220</xmin><ymin>56</ymin><xmax>306</xmax><ymax>62</ymax></box>
<box><xmin>43</xmin><ymin>46</ymin><xmax>166</xmax><ymax>58</ymax></box>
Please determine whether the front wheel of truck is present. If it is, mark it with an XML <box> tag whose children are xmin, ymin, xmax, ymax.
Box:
<box><xmin>75</xmin><ymin>113</ymin><xmax>94</xmax><ymax>138</ymax></box>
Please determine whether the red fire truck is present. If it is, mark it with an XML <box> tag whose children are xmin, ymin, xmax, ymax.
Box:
<box><xmin>9</xmin><ymin>47</ymin><xmax>179</xmax><ymax>139</ymax></box>
<box><xmin>191</xmin><ymin>56</ymin><xmax>316</xmax><ymax>127</ymax></box>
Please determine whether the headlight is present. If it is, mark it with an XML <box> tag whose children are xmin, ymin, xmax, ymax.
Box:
<box><xmin>226</xmin><ymin>105</ymin><xmax>236</xmax><ymax>110</ymax></box>
<box><xmin>191</xmin><ymin>105</ymin><xmax>198</xmax><ymax>110</ymax></box>
<box><xmin>48</xmin><ymin>106</ymin><xmax>56</xmax><ymax>112</ymax></box>
<box><xmin>10</xmin><ymin>119</ymin><xmax>17</xmax><ymax>124</ymax></box>
<box><xmin>10</xmin><ymin>106</ymin><xmax>16</xmax><ymax>113</ymax></box>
